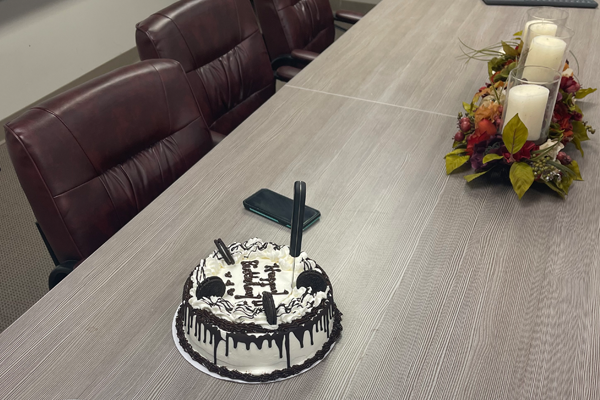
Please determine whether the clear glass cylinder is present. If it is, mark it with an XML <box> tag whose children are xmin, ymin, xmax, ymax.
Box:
<box><xmin>518</xmin><ymin>23</ymin><xmax>574</xmax><ymax>75</ymax></box>
<box><xmin>521</xmin><ymin>7</ymin><xmax>569</xmax><ymax>43</ymax></box>
<box><xmin>501</xmin><ymin>66</ymin><xmax>561</xmax><ymax>144</ymax></box>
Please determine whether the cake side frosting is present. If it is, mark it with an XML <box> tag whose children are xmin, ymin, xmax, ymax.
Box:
<box><xmin>175</xmin><ymin>238</ymin><xmax>343</xmax><ymax>382</ymax></box>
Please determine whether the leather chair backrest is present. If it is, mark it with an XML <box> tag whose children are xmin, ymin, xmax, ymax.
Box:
<box><xmin>5</xmin><ymin>59</ymin><xmax>213</xmax><ymax>264</ymax></box>
<box><xmin>254</xmin><ymin>0</ymin><xmax>335</xmax><ymax>61</ymax></box>
<box><xmin>136</xmin><ymin>0</ymin><xmax>275</xmax><ymax>135</ymax></box>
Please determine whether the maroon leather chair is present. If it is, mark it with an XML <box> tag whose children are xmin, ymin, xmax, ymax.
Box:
<box><xmin>253</xmin><ymin>0</ymin><xmax>363</xmax><ymax>81</ymax></box>
<box><xmin>5</xmin><ymin>59</ymin><xmax>215</xmax><ymax>288</ymax></box>
<box><xmin>136</xmin><ymin>0</ymin><xmax>276</xmax><ymax>136</ymax></box>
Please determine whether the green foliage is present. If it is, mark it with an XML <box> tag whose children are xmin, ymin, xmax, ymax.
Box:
<box><xmin>482</xmin><ymin>153</ymin><xmax>504</xmax><ymax>164</ymax></box>
<box><xmin>445</xmin><ymin>149</ymin><xmax>470</xmax><ymax>174</ymax></box>
<box><xmin>464</xmin><ymin>171</ymin><xmax>489</xmax><ymax>182</ymax></box>
<box><xmin>501</xmin><ymin>41</ymin><xmax>518</xmax><ymax>58</ymax></box>
<box><xmin>566</xmin><ymin>160</ymin><xmax>583</xmax><ymax>181</ymax></box>
<box><xmin>543</xmin><ymin>180</ymin><xmax>566</xmax><ymax>199</ymax></box>
<box><xmin>572</xmin><ymin>121</ymin><xmax>589</xmax><ymax>157</ymax></box>
<box><xmin>575</xmin><ymin>88</ymin><xmax>597</xmax><ymax>99</ymax></box>
<box><xmin>453</xmin><ymin>141</ymin><xmax>467</xmax><ymax>149</ymax></box>
<box><xmin>513</xmin><ymin>31</ymin><xmax>522</xmax><ymax>37</ymax></box>
<box><xmin>462</xmin><ymin>102</ymin><xmax>474</xmax><ymax>114</ymax></box>
<box><xmin>556</xmin><ymin>174</ymin><xmax>574</xmax><ymax>195</ymax></box>
<box><xmin>510</xmin><ymin>162</ymin><xmax>534</xmax><ymax>199</ymax></box>
<box><xmin>493</xmin><ymin>62</ymin><xmax>517</xmax><ymax>83</ymax></box>
<box><xmin>502</xmin><ymin>114</ymin><xmax>528</xmax><ymax>156</ymax></box>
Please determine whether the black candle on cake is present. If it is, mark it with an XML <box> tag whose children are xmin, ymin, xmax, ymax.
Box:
<box><xmin>290</xmin><ymin>181</ymin><xmax>306</xmax><ymax>289</ymax></box>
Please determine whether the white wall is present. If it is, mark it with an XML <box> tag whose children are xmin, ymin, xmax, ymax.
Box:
<box><xmin>0</xmin><ymin>0</ymin><xmax>175</xmax><ymax>124</ymax></box>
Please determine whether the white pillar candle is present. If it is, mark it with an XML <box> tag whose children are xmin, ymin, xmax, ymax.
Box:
<box><xmin>523</xmin><ymin>21</ymin><xmax>558</xmax><ymax>46</ymax></box>
<box><xmin>503</xmin><ymin>84</ymin><xmax>549</xmax><ymax>141</ymax></box>
<box><xmin>523</xmin><ymin>36</ymin><xmax>567</xmax><ymax>81</ymax></box>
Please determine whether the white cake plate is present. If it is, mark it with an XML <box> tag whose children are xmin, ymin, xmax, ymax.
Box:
<box><xmin>172</xmin><ymin>304</ymin><xmax>335</xmax><ymax>384</ymax></box>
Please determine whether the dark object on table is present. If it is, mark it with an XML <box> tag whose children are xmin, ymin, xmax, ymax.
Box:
<box><xmin>253</xmin><ymin>0</ymin><xmax>364</xmax><ymax>81</ymax></box>
<box><xmin>296</xmin><ymin>270</ymin><xmax>328</xmax><ymax>293</ymax></box>
<box><xmin>214</xmin><ymin>238</ymin><xmax>235</xmax><ymax>265</ymax></box>
<box><xmin>5</xmin><ymin>60</ymin><xmax>215</xmax><ymax>290</ymax></box>
<box><xmin>136</xmin><ymin>0</ymin><xmax>278</xmax><ymax>134</ymax></box>
<box><xmin>482</xmin><ymin>0</ymin><xmax>597</xmax><ymax>8</ymax></box>
<box><xmin>261</xmin><ymin>291</ymin><xmax>277</xmax><ymax>325</ymax></box>
<box><xmin>243</xmin><ymin>188</ymin><xmax>321</xmax><ymax>230</ymax></box>
<box><xmin>196</xmin><ymin>277</ymin><xmax>226</xmax><ymax>299</ymax></box>
<box><xmin>289</xmin><ymin>181</ymin><xmax>306</xmax><ymax>258</ymax></box>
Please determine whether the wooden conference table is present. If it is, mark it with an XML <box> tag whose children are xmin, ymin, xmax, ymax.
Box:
<box><xmin>1</xmin><ymin>0</ymin><xmax>599</xmax><ymax>398</ymax></box>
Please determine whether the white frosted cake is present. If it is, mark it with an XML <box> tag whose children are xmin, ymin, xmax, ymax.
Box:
<box><xmin>175</xmin><ymin>238</ymin><xmax>342</xmax><ymax>382</ymax></box>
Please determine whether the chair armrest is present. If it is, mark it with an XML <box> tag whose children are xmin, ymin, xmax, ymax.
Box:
<box><xmin>49</xmin><ymin>259</ymin><xmax>81</xmax><ymax>289</ymax></box>
<box><xmin>291</xmin><ymin>49</ymin><xmax>320</xmax><ymax>64</ymax></box>
<box><xmin>334</xmin><ymin>10</ymin><xmax>364</xmax><ymax>24</ymax></box>
<box><xmin>275</xmin><ymin>66</ymin><xmax>301</xmax><ymax>82</ymax></box>
<box><xmin>210</xmin><ymin>130</ymin><xmax>227</xmax><ymax>146</ymax></box>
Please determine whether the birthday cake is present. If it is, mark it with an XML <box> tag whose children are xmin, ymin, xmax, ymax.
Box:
<box><xmin>175</xmin><ymin>238</ymin><xmax>342</xmax><ymax>382</ymax></box>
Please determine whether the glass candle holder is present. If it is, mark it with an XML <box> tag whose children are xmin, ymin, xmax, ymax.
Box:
<box><xmin>521</xmin><ymin>7</ymin><xmax>569</xmax><ymax>44</ymax></box>
<box><xmin>518</xmin><ymin>22</ymin><xmax>574</xmax><ymax>78</ymax></box>
<box><xmin>501</xmin><ymin>66</ymin><xmax>561</xmax><ymax>144</ymax></box>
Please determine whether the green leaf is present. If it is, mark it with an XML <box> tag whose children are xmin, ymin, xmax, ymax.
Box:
<box><xmin>510</xmin><ymin>162</ymin><xmax>534</xmax><ymax>199</ymax></box>
<box><xmin>566</xmin><ymin>160</ymin><xmax>583</xmax><ymax>181</ymax></box>
<box><xmin>453</xmin><ymin>141</ymin><xmax>467</xmax><ymax>149</ymax></box>
<box><xmin>575</xmin><ymin>88</ymin><xmax>597</xmax><ymax>99</ymax></box>
<box><xmin>493</xmin><ymin>61</ymin><xmax>517</xmax><ymax>82</ymax></box>
<box><xmin>556</xmin><ymin>174</ymin><xmax>574</xmax><ymax>195</ymax></box>
<box><xmin>502</xmin><ymin>114</ymin><xmax>529</xmax><ymax>155</ymax></box>
<box><xmin>482</xmin><ymin>153</ymin><xmax>504</xmax><ymax>164</ymax></box>
<box><xmin>488</xmin><ymin>57</ymin><xmax>506</xmax><ymax>75</ymax></box>
<box><xmin>445</xmin><ymin>154</ymin><xmax>470</xmax><ymax>174</ymax></box>
<box><xmin>445</xmin><ymin>148</ymin><xmax>467</xmax><ymax>157</ymax></box>
<box><xmin>464</xmin><ymin>171</ymin><xmax>489</xmax><ymax>182</ymax></box>
<box><xmin>572</xmin><ymin>120</ymin><xmax>589</xmax><ymax>143</ymax></box>
<box><xmin>547</xmin><ymin>160</ymin><xmax>576</xmax><ymax>178</ymax></box>
<box><xmin>572</xmin><ymin>137</ymin><xmax>584</xmax><ymax>157</ymax></box>
<box><xmin>501</xmin><ymin>41</ymin><xmax>518</xmax><ymax>57</ymax></box>
<box><xmin>544</xmin><ymin>180</ymin><xmax>566</xmax><ymax>199</ymax></box>
<box><xmin>513</xmin><ymin>30</ymin><xmax>523</xmax><ymax>37</ymax></box>
<box><xmin>462</xmin><ymin>102</ymin><xmax>473</xmax><ymax>114</ymax></box>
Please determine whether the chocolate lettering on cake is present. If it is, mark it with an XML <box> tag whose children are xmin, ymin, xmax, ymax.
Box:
<box><xmin>234</xmin><ymin>260</ymin><xmax>268</xmax><ymax>300</ymax></box>
<box><xmin>260</xmin><ymin>263</ymin><xmax>290</xmax><ymax>296</ymax></box>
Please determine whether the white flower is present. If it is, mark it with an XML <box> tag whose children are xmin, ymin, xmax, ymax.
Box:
<box><xmin>562</xmin><ymin>68</ymin><xmax>574</xmax><ymax>78</ymax></box>
<box><xmin>538</xmin><ymin>139</ymin><xmax>564</xmax><ymax>161</ymax></box>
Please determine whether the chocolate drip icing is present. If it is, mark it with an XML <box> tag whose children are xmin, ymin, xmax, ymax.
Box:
<box><xmin>181</xmin><ymin>294</ymin><xmax>338</xmax><ymax>378</ymax></box>
<box><xmin>176</xmin><ymin>299</ymin><xmax>343</xmax><ymax>382</ymax></box>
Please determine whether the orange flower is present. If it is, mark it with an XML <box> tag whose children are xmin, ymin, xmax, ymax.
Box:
<box><xmin>474</xmin><ymin>102</ymin><xmax>501</xmax><ymax>125</ymax></box>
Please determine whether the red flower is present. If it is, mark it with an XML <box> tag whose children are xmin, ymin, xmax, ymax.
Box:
<box><xmin>502</xmin><ymin>141</ymin><xmax>538</xmax><ymax>162</ymax></box>
<box><xmin>560</xmin><ymin>76</ymin><xmax>580</xmax><ymax>94</ymax></box>
<box><xmin>466</xmin><ymin>119</ymin><xmax>497</xmax><ymax>155</ymax></box>
<box><xmin>553</xmin><ymin>102</ymin><xmax>573</xmax><ymax>132</ymax></box>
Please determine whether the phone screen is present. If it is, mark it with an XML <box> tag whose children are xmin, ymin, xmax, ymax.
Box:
<box><xmin>243</xmin><ymin>189</ymin><xmax>320</xmax><ymax>230</ymax></box>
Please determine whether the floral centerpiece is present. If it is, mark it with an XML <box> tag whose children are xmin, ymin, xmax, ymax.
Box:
<box><xmin>445</xmin><ymin>34</ymin><xmax>596</xmax><ymax>198</ymax></box>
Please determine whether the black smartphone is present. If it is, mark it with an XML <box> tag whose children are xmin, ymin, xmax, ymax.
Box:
<box><xmin>243</xmin><ymin>189</ymin><xmax>321</xmax><ymax>230</ymax></box>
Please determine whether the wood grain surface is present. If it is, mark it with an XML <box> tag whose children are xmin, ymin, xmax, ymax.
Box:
<box><xmin>1</xmin><ymin>0</ymin><xmax>599</xmax><ymax>399</ymax></box>
<box><xmin>290</xmin><ymin>0</ymin><xmax>600</xmax><ymax>118</ymax></box>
